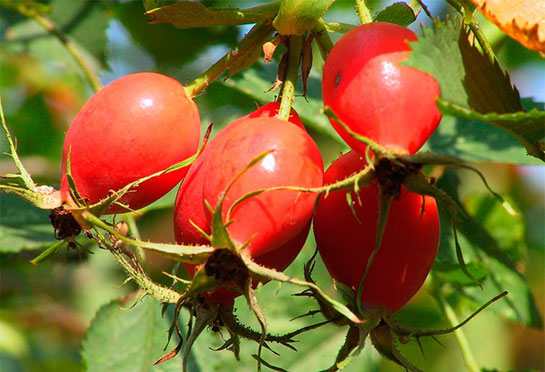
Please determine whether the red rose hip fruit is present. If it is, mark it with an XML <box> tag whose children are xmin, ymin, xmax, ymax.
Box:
<box><xmin>322</xmin><ymin>22</ymin><xmax>441</xmax><ymax>154</ymax></box>
<box><xmin>60</xmin><ymin>72</ymin><xmax>201</xmax><ymax>213</ymax></box>
<box><xmin>313</xmin><ymin>151</ymin><xmax>439</xmax><ymax>313</ymax></box>
<box><xmin>174</xmin><ymin>116</ymin><xmax>323</xmax><ymax>303</ymax></box>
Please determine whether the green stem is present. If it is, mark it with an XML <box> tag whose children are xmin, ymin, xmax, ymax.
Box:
<box><xmin>467</xmin><ymin>20</ymin><xmax>496</xmax><ymax>64</ymax></box>
<box><xmin>447</xmin><ymin>0</ymin><xmax>496</xmax><ymax>63</ymax></box>
<box><xmin>124</xmin><ymin>214</ymin><xmax>146</xmax><ymax>266</ymax></box>
<box><xmin>184</xmin><ymin>22</ymin><xmax>273</xmax><ymax>98</ymax></box>
<box><xmin>96</xmin><ymin>229</ymin><xmax>181</xmax><ymax>304</ymax></box>
<box><xmin>355</xmin><ymin>0</ymin><xmax>372</xmax><ymax>24</ymax></box>
<box><xmin>434</xmin><ymin>294</ymin><xmax>480</xmax><ymax>372</ymax></box>
<box><xmin>0</xmin><ymin>97</ymin><xmax>36</xmax><ymax>190</ymax></box>
<box><xmin>313</xmin><ymin>21</ymin><xmax>334</xmax><ymax>60</ymax></box>
<box><xmin>81</xmin><ymin>211</ymin><xmax>215</xmax><ymax>264</ymax></box>
<box><xmin>31</xmin><ymin>14</ymin><xmax>102</xmax><ymax>92</ymax></box>
<box><xmin>278</xmin><ymin>35</ymin><xmax>303</xmax><ymax>121</ymax></box>
<box><xmin>317</xmin><ymin>18</ymin><xmax>357</xmax><ymax>34</ymax></box>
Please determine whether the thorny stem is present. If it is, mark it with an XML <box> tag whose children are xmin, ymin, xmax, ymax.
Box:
<box><xmin>30</xmin><ymin>14</ymin><xmax>102</xmax><ymax>92</ymax></box>
<box><xmin>184</xmin><ymin>22</ymin><xmax>273</xmax><ymax>98</ymax></box>
<box><xmin>124</xmin><ymin>214</ymin><xmax>146</xmax><ymax>267</ymax></box>
<box><xmin>81</xmin><ymin>211</ymin><xmax>215</xmax><ymax>264</ymax></box>
<box><xmin>278</xmin><ymin>35</ymin><xmax>303</xmax><ymax>121</ymax></box>
<box><xmin>95</xmin><ymin>229</ymin><xmax>181</xmax><ymax>304</ymax></box>
<box><xmin>446</xmin><ymin>0</ymin><xmax>496</xmax><ymax>63</ymax></box>
<box><xmin>354</xmin><ymin>0</ymin><xmax>372</xmax><ymax>24</ymax></box>
<box><xmin>433</xmin><ymin>293</ymin><xmax>480</xmax><ymax>372</ymax></box>
<box><xmin>0</xmin><ymin>98</ymin><xmax>36</xmax><ymax>190</ymax></box>
<box><xmin>467</xmin><ymin>21</ymin><xmax>496</xmax><ymax>64</ymax></box>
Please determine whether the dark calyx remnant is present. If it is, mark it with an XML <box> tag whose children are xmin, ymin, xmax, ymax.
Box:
<box><xmin>49</xmin><ymin>206</ymin><xmax>82</xmax><ymax>240</ymax></box>
<box><xmin>205</xmin><ymin>249</ymin><xmax>249</xmax><ymax>291</ymax></box>
<box><xmin>375</xmin><ymin>158</ymin><xmax>422</xmax><ymax>198</ymax></box>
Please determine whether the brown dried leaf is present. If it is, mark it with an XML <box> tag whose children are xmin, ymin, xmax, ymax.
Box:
<box><xmin>469</xmin><ymin>0</ymin><xmax>545</xmax><ymax>53</ymax></box>
<box><xmin>262</xmin><ymin>35</ymin><xmax>281</xmax><ymax>63</ymax></box>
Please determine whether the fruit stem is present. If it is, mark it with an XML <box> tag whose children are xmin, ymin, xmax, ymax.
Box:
<box><xmin>278</xmin><ymin>35</ymin><xmax>303</xmax><ymax>121</ymax></box>
<box><xmin>313</xmin><ymin>21</ymin><xmax>335</xmax><ymax>60</ymax></box>
<box><xmin>433</xmin><ymin>293</ymin><xmax>481</xmax><ymax>372</ymax></box>
<box><xmin>184</xmin><ymin>22</ymin><xmax>274</xmax><ymax>98</ymax></box>
<box><xmin>29</xmin><ymin>13</ymin><xmax>102</xmax><ymax>92</ymax></box>
<box><xmin>93</xmin><ymin>228</ymin><xmax>182</xmax><ymax>304</ymax></box>
<box><xmin>317</xmin><ymin>18</ymin><xmax>357</xmax><ymax>34</ymax></box>
<box><xmin>354</xmin><ymin>0</ymin><xmax>373</xmax><ymax>24</ymax></box>
<box><xmin>445</xmin><ymin>0</ymin><xmax>496</xmax><ymax>64</ymax></box>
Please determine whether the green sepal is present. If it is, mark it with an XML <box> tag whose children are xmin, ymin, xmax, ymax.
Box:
<box><xmin>65</xmin><ymin>147</ymin><xmax>86</xmax><ymax>207</ymax></box>
<box><xmin>0</xmin><ymin>184</ymin><xmax>61</xmax><ymax>210</ymax></box>
<box><xmin>29</xmin><ymin>240</ymin><xmax>66</xmax><ymax>265</ymax></box>
<box><xmin>370</xmin><ymin>324</ymin><xmax>423</xmax><ymax>372</ymax></box>
<box><xmin>210</xmin><ymin>151</ymin><xmax>272</xmax><ymax>251</ymax></box>
<box><xmin>273</xmin><ymin>0</ymin><xmax>335</xmax><ymax>35</ymax></box>
<box><xmin>242</xmin><ymin>253</ymin><xmax>363</xmax><ymax>324</ymax></box>
<box><xmin>82</xmin><ymin>211</ymin><xmax>214</xmax><ymax>264</ymax></box>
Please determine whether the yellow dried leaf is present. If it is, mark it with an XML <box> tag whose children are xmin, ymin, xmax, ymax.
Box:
<box><xmin>469</xmin><ymin>0</ymin><xmax>545</xmax><ymax>53</ymax></box>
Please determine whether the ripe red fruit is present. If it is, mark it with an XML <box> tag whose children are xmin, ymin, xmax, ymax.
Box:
<box><xmin>60</xmin><ymin>72</ymin><xmax>201</xmax><ymax>214</ymax></box>
<box><xmin>174</xmin><ymin>116</ymin><xmax>323</xmax><ymax>303</ymax></box>
<box><xmin>313</xmin><ymin>151</ymin><xmax>439</xmax><ymax>313</ymax></box>
<box><xmin>322</xmin><ymin>22</ymin><xmax>441</xmax><ymax>154</ymax></box>
<box><xmin>234</xmin><ymin>102</ymin><xmax>305</xmax><ymax>129</ymax></box>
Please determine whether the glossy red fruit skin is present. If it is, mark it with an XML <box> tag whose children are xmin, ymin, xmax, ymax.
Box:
<box><xmin>322</xmin><ymin>22</ymin><xmax>441</xmax><ymax>154</ymax></box>
<box><xmin>60</xmin><ymin>72</ymin><xmax>201</xmax><ymax>214</ymax></box>
<box><xmin>313</xmin><ymin>151</ymin><xmax>439</xmax><ymax>313</ymax></box>
<box><xmin>174</xmin><ymin>116</ymin><xmax>323</xmax><ymax>303</ymax></box>
<box><xmin>234</xmin><ymin>102</ymin><xmax>305</xmax><ymax>129</ymax></box>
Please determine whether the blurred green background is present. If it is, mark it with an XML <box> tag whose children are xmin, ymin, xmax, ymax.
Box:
<box><xmin>0</xmin><ymin>1</ymin><xmax>543</xmax><ymax>371</ymax></box>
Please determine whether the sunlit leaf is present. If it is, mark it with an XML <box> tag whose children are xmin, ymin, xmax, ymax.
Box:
<box><xmin>82</xmin><ymin>296</ymin><xmax>192</xmax><ymax>372</ymax></box>
<box><xmin>403</xmin><ymin>18</ymin><xmax>544</xmax><ymax>161</ymax></box>
<box><xmin>374</xmin><ymin>2</ymin><xmax>416</xmax><ymax>27</ymax></box>
<box><xmin>469</xmin><ymin>0</ymin><xmax>545</xmax><ymax>53</ymax></box>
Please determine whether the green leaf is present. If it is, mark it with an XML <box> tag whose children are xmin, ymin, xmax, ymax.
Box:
<box><xmin>422</xmin><ymin>114</ymin><xmax>543</xmax><ymax>165</ymax></box>
<box><xmin>437</xmin><ymin>99</ymin><xmax>545</xmax><ymax>161</ymax></box>
<box><xmin>0</xmin><ymin>193</ymin><xmax>55</xmax><ymax>252</ymax></box>
<box><xmin>147</xmin><ymin>2</ymin><xmax>279</xmax><ymax>29</ymax></box>
<box><xmin>82</xmin><ymin>296</ymin><xmax>192</xmax><ymax>372</ymax></box>
<box><xmin>435</xmin><ymin>170</ymin><xmax>543</xmax><ymax>328</ymax></box>
<box><xmin>113</xmin><ymin>2</ymin><xmax>239</xmax><ymax>67</ymax></box>
<box><xmin>404</xmin><ymin>18</ymin><xmax>522</xmax><ymax>113</ymax></box>
<box><xmin>433</xmin><ymin>261</ymin><xmax>489</xmax><ymax>287</ymax></box>
<box><xmin>373</xmin><ymin>2</ymin><xmax>416</xmax><ymax>27</ymax></box>
<box><xmin>403</xmin><ymin>18</ymin><xmax>544</xmax><ymax>161</ymax></box>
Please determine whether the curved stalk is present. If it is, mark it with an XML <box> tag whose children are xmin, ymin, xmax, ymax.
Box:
<box><xmin>278</xmin><ymin>35</ymin><xmax>303</xmax><ymax>121</ymax></box>
<box><xmin>184</xmin><ymin>22</ymin><xmax>274</xmax><ymax>98</ymax></box>
<box><xmin>32</xmin><ymin>14</ymin><xmax>102</xmax><ymax>92</ymax></box>
<box><xmin>433</xmin><ymin>294</ymin><xmax>480</xmax><ymax>372</ymax></box>
<box><xmin>355</xmin><ymin>0</ymin><xmax>372</xmax><ymax>24</ymax></box>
